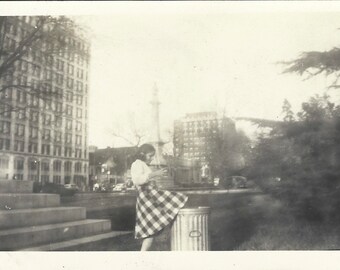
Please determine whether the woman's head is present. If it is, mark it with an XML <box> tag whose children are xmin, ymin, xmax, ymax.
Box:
<box><xmin>135</xmin><ymin>144</ymin><xmax>156</xmax><ymax>165</ymax></box>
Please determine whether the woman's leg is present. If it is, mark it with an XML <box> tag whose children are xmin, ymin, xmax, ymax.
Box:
<box><xmin>141</xmin><ymin>236</ymin><xmax>154</xmax><ymax>251</ymax></box>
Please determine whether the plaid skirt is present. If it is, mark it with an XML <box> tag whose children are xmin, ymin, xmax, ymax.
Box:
<box><xmin>135</xmin><ymin>184</ymin><xmax>188</xmax><ymax>239</ymax></box>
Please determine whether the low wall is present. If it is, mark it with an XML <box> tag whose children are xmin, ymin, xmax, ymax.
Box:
<box><xmin>61</xmin><ymin>189</ymin><xmax>261</xmax><ymax>231</ymax></box>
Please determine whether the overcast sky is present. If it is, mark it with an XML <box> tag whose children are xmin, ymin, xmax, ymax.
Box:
<box><xmin>4</xmin><ymin>2</ymin><xmax>340</xmax><ymax>148</ymax></box>
<box><xmin>76</xmin><ymin>10</ymin><xmax>340</xmax><ymax>148</ymax></box>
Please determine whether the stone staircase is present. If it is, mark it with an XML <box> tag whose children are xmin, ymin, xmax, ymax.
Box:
<box><xmin>0</xmin><ymin>181</ymin><xmax>131</xmax><ymax>251</ymax></box>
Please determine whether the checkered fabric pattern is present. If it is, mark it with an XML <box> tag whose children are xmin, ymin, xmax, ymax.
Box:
<box><xmin>135</xmin><ymin>184</ymin><xmax>188</xmax><ymax>239</ymax></box>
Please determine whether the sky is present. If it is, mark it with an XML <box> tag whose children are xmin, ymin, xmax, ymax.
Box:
<box><xmin>7</xmin><ymin>2</ymin><xmax>338</xmax><ymax>148</ymax></box>
<box><xmin>76</xmin><ymin>9</ymin><xmax>340</xmax><ymax>148</ymax></box>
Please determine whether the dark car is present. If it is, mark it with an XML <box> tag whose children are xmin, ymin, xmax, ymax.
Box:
<box><xmin>222</xmin><ymin>176</ymin><xmax>248</xmax><ymax>189</ymax></box>
<box><xmin>41</xmin><ymin>183</ymin><xmax>77</xmax><ymax>196</ymax></box>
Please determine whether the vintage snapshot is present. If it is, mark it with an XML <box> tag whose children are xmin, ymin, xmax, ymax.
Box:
<box><xmin>1</xmin><ymin>2</ymin><xmax>340</xmax><ymax>255</ymax></box>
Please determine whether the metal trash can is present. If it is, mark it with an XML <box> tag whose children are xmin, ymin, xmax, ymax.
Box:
<box><xmin>171</xmin><ymin>207</ymin><xmax>210</xmax><ymax>251</ymax></box>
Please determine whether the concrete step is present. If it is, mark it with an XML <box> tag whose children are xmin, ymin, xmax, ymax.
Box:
<box><xmin>0</xmin><ymin>194</ymin><xmax>60</xmax><ymax>210</ymax></box>
<box><xmin>19</xmin><ymin>231</ymin><xmax>134</xmax><ymax>251</ymax></box>
<box><xmin>0</xmin><ymin>219</ymin><xmax>111</xmax><ymax>251</ymax></box>
<box><xmin>0</xmin><ymin>207</ymin><xmax>86</xmax><ymax>230</ymax></box>
<box><xmin>0</xmin><ymin>180</ymin><xmax>33</xmax><ymax>193</ymax></box>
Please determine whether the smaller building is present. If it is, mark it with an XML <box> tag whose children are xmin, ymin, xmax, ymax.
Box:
<box><xmin>88</xmin><ymin>146</ymin><xmax>137</xmax><ymax>189</ymax></box>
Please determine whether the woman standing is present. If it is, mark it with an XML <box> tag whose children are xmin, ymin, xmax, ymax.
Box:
<box><xmin>131</xmin><ymin>143</ymin><xmax>188</xmax><ymax>251</ymax></box>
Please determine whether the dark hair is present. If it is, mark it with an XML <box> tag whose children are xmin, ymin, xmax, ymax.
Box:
<box><xmin>135</xmin><ymin>144</ymin><xmax>156</xmax><ymax>162</ymax></box>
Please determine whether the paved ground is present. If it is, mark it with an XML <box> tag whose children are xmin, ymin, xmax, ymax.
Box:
<box><xmin>61</xmin><ymin>189</ymin><xmax>272</xmax><ymax>251</ymax></box>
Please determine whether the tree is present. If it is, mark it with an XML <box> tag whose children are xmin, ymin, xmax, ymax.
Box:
<box><xmin>282</xmin><ymin>47</ymin><xmax>340</xmax><ymax>88</ymax></box>
<box><xmin>0</xmin><ymin>16</ymin><xmax>86</xmax><ymax>116</ymax></box>
<box><xmin>207</xmin><ymin>124</ymin><xmax>251</xmax><ymax>179</ymax></box>
<box><xmin>282</xmin><ymin>99</ymin><xmax>295</xmax><ymax>122</ymax></box>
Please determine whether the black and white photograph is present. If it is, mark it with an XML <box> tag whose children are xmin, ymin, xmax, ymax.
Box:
<box><xmin>2</xmin><ymin>2</ymin><xmax>340</xmax><ymax>264</ymax></box>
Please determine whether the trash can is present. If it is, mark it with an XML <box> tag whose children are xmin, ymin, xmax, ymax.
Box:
<box><xmin>171</xmin><ymin>207</ymin><xmax>210</xmax><ymax>251</ymax></box>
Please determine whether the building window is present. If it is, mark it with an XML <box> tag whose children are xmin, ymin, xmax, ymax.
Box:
<box><xmin>15</xmin><ymin>124</ymin><xmax>25</xmax><ymax>137</ymax></box>
<box><xmin>75</xmin><ymin>162</ymin><xmax>82</xmax><ymax>173</ymax></box>
<box><xmin>53</xmin><ymin>160</ymin><xmax>62</xmax><ymax>172</ymax></box>
<box><xmin>64</xmin><ymin>161</ymin><xmax>72</xmax><ymax>172</ymax></box>
<box><xmin>14</xmin><ymin>174</ymin><xmax>23</xmax><ymax>180</ymax></box>
<box><xmin>76</xmin><ymin>95</ymin><xmax>83</xmax><ymax>105</ymax></box>
<box><xmin>54</xmin><ymin>145</ymin><xmax>62</xmax><ymax>156</ymax></box>
<box><xmin>30</xmin><ymin>111</ymin><xmax>39</xmax><ymax>123</ymax></box>
<box><xmin>54</xmin><ymin>131</ymin><xmax>62</xmax><ymax>142</ymax></box>
<box><xmin>14</xmin><ymin>158</ymin><xmax>24</xmax><ymax>170</ymax></box>
<box><xmin>0</xmin><ymin>157</ymin><xmax>9</xmax><ymax>169</ymax></box>
<box><xmin>56</xmin><ymin>73</ymin><xmax>64</xmax><ymax>85</ymax></box>
<box><xmin>76</xmin><ymin>81</ymin><xmax>83</xmax><ymax>92</ymax></box>
<box><xmin>29</xmin><ymin>126</ymin><xmax>38</xmax><ymax>139</ymax></box>
<box><xmin>64</xmin><ymin>176</ymin><xmax>71</xmax><ymax>184</ymax></box>
<box><xmin>0</xmin><ymin>105</ymin><xmax>11</xmax><ymax>119</ymax></box>
<box><xmin>43</xmin><ymin>99</ymin><xmax>51</xmax><ymax>110</ymax></box>
<box><xmin>41</xmin><ymin>144</ymin><xmax>50</xmax><ymax>155</ymax></box>
<box><xmin>16</xmin><ymin>90</ymin><xmax>27</xmax><ymax>104</ymax></box>
<box><xmin>53</xmin><ymin>175</ymin><xmax>61</xmax><ymax>184</ymax></box>
<box><xmin>42</xmin><ymin>129</ymin><xmax>51</xmax><ymax>141</ymax></box>
<box><xmin>76</xmin><ymin>135</ymin><xmax>82</xmax><ymax>145</ymax></box>
<box><xmin>55</xmin><ymin>102</ymin><xmax>62</xmax><ymax>113</ymax></box>
<box><xmin>41</xmin><ymin>161</ymin><xmax>50</xmax><ymax>172</ymax></box>
<box><xmin>64</xmin><ymin>147</ymin><xmax>72</xmax><ymax>157</ymax></box>
<box><xmin>56</xmin><ymin>59</ymin><xmax>64</xmax><ymax>71</ymax></box>
<box><xmin>66</xmin><ymin>120</ymin><xmax>72</xmax><ymax>130</ymax></box>
<box><xmin>76</xmin><ymin>108</ymin><xmax>82</xmax><ymax>118</ymax></box>
<box><xmin>0</xmin><ymin>138</ymin><xmax>10</xmax><ymax>150</ymax></box>
<box><xmin>66</xmin><ymin>105</ymin><xmax>72</xmax><ymax>116</ymax></box>
<box><xmin>28</xmin><ymin>142</ymin><xmax>38</xmax><ymax>153</ymax></box>
<box><xmin>41</xmin><ymin>175</ymin><xmax>49</xmax><ymax>184</ymax></box>
<box><xmin>67</xmin><ymin>78</ymin><xmax>74</xmax><ymax>89</ymax></box>
<box><xmin>65</xmin><ymin>133</ymin><xmax>72</xmax><ymax>144</ymax></box>
<box><xmin>76</xmin><ymin>121</ymin><xmax>82</xmax><ymax>131</ymax></box>
<box><xmin>30</xmin><ymin>94</ymin><xmax>39</xmax><ymax>107</ymax></box>
<box><xmin>54</xmin><ymin>115</ymin><xmax>62</xmax><ymax>127</ymax></box>
<box><xmin>55</xmin><ymin>87</ymin><xmax>63</xmax><ymax>99</ymax></box>
<box><xmin>43</xmin><ymin>114</ymin><xmax>51</xmax><ymax>126</ymax></box>
<box><xmin>67</xmin><ymin>64</ymin><xmax>74</xmax><ymax>75</ymax></box>
<box><xmin>44</xmin><ymin>69</ymin><xmax>52</xmax><ymax>80</ymax></box>
<box><xmin>77</xmin><ymin>68</ymin><xmax>84</xmax><ymax>79</ymax></box>
<box><xmin>0</xmin><ymin>121</ymin><xmax>11</xmax><ymax>134</ymax></box>
<box><xmin>33</xmin><ymin>64</ymin><xmax>41</xmax><ymax>77</ymax></box>
<box><xmin>66</xmin><ymin>91</ymin><xmax>73</xmax><ymax>102</ymax></box>
<box><xmin>14</xmin><ymin>140</ymin><xmax>24</xmax><ymax>152</ymax></box>
<box><xmin>75</xmin><ymin>148</ymin><xmax>82</xmax><ymax>158</ymax></box>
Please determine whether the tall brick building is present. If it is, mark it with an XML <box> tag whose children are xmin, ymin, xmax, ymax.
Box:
<box><xmin>0</xmin><ymin>16</ymin><xmax>90</xmax><ymax>189</ymax></box>
<box><xmin>173</xmin><ymin>112</ymin><xmax>235</xmax><ymax>165</ymax></box>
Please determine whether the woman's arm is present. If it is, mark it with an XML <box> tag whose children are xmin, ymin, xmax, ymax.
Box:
<box><xmin>148</xmin><ymin>169</ymin><xmax>167</xmax><ymax>180</ymax></box>
<box><xmin>131</xmin><ymin>162</ymin><xmax>167</xmax><ymax>185</ymax></box>
<box><xmin>131</xmin><ymin>162</ymin><xmax>150</xmax><ymax>185</ymax></box>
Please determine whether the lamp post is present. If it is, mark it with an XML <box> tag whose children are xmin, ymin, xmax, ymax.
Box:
<box><xmin>34</xmin><ymin>160</ymin><xmax>40</xmax><ymax>184</ymax></box>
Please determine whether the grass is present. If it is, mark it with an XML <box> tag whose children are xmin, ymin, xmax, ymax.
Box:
<box><xmin>236</xmin><ymin>196</ymin><xmax>340</xmax><ymax>250</ymax></box>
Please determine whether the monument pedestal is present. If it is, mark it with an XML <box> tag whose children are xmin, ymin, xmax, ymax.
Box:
<box><xmin>149</xmin><ymin>141</ymin><xmax>175</xmax><ymax>189</ymax></box>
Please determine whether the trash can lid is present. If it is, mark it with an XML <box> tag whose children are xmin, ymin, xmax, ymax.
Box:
<box><xmin>179</xmin><ymin>207</ymin><xmax>210</xmax><ymax>215</ymax></box>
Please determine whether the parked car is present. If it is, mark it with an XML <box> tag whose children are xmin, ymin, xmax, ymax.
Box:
<box><xmin>64</xmin><ymin>184</ymin><xmax>79</xmax><ymax>191</ymax></box>
<box><xmin>41</xmin><ymin>183</ymin><xmax>77</xmax><ymax>196</ymax></box>
<box><xmin>112</xmin><ymin>183</ymin><xmax>126</xmax><ymax>192</ymax></box>
<box><xmin>222</xmin><ymin>176</ymin><xmax>248</xmax><ymax>189</ymax></box>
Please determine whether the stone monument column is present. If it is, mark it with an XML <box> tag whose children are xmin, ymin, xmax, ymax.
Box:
<box><xmin>148</xmin><ymin>84</ymin><xmax>174</xmax><ymax>188</ymax></box>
